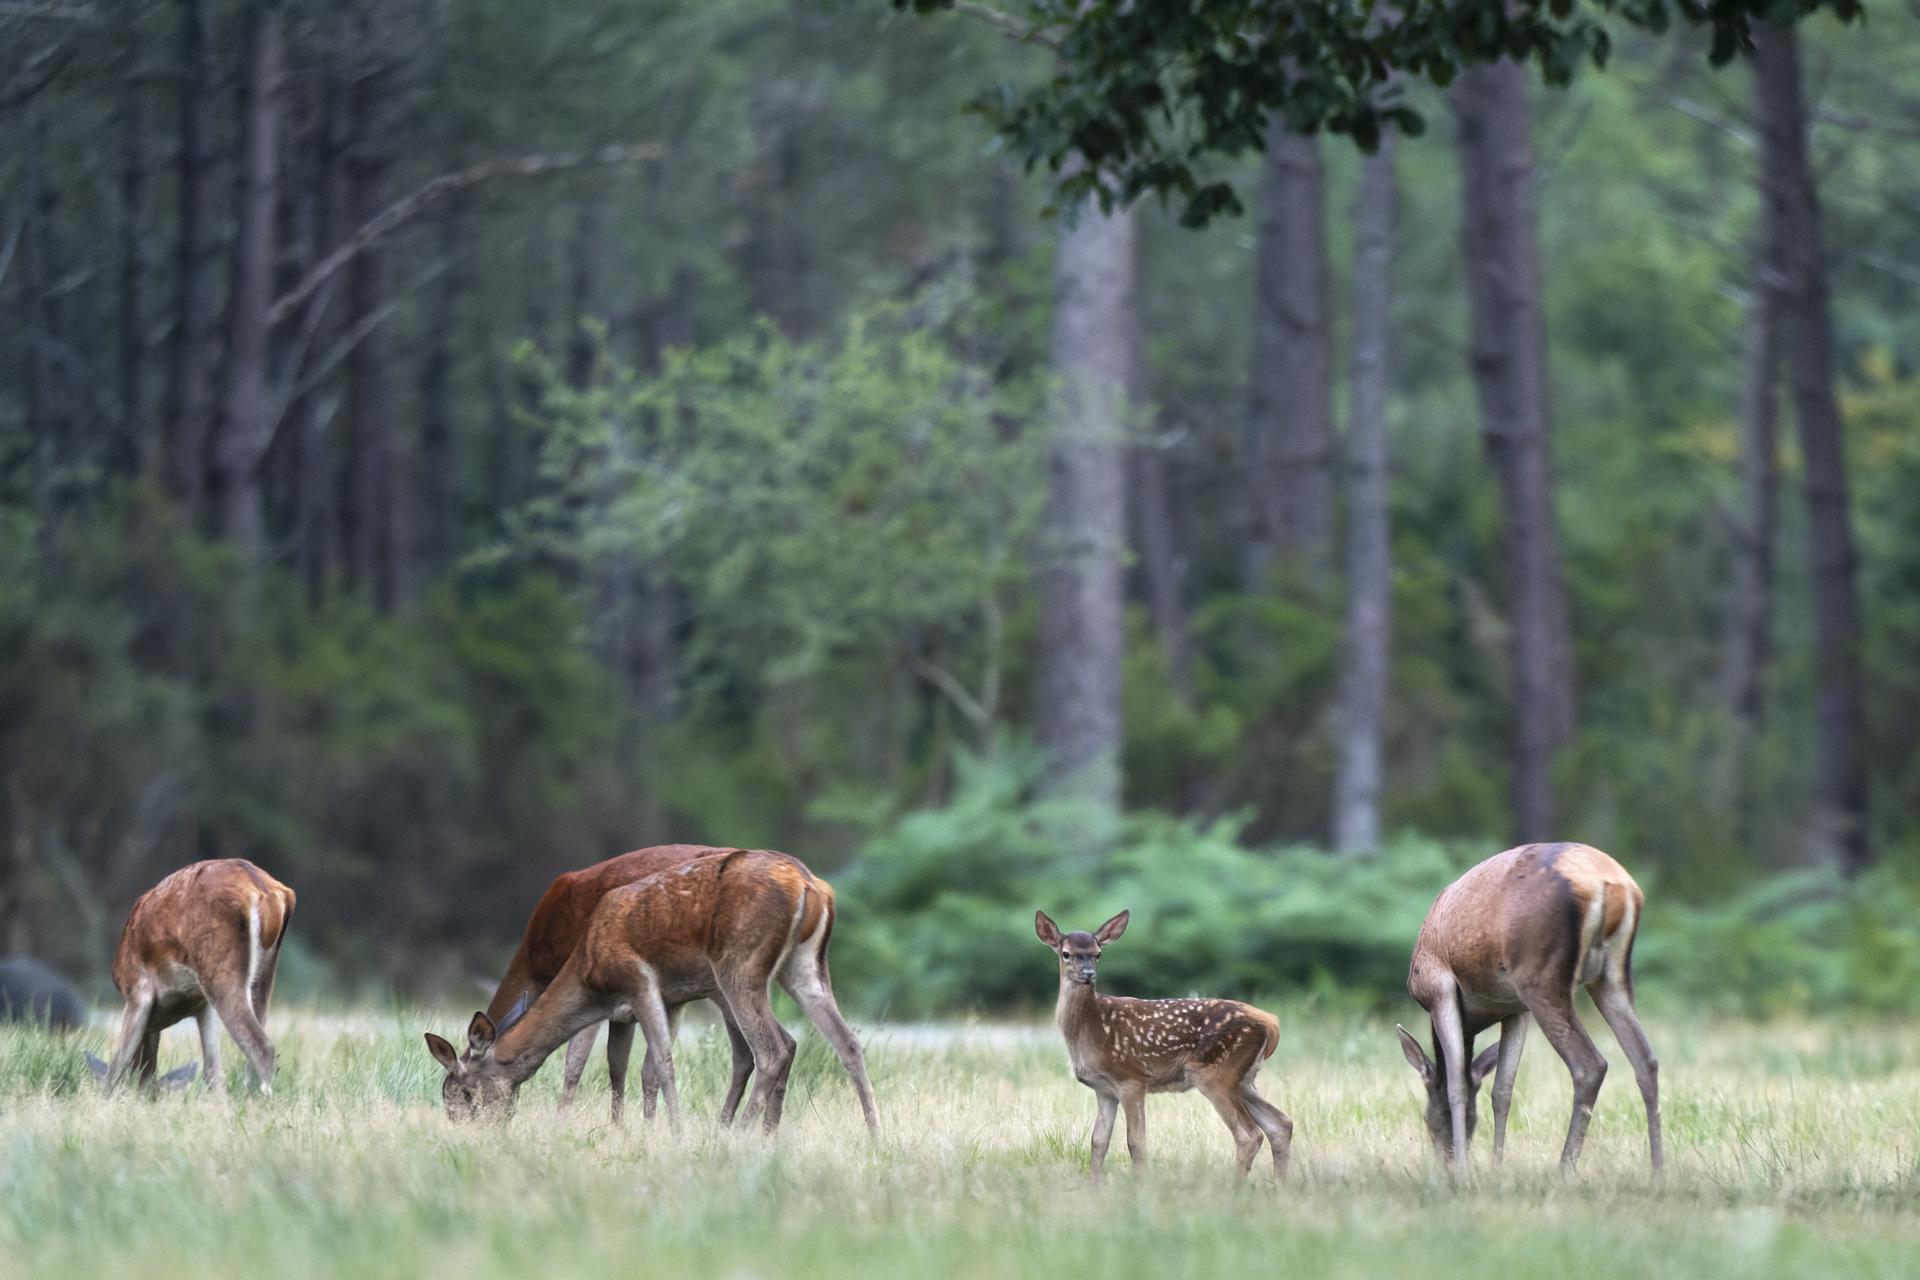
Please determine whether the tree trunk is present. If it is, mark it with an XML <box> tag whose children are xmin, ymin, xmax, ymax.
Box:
<box><xmin>1752</xmin><ymin>23</ymin><xmax>1871</xmax><ymax>874</ymax></box>
<box><xmin>1332</xmin><ymin>136</ymin><xmax>1398</xmax><ymax>855</ymax></box>
<box><xmin>1243</xmin><ymin>123</ymin><xmax>1334</xmax><ymax>590</ymax></box>
<box><xmin>341</xmin><ymin>15</ymin><xmax>409</xmax><ymax>611</ymax></box>
<box><xmin>414</xmin><ymin>193</ymin><xmax>464</xmax><ymax>584</ymax></box>
<box><xmin>1131</xmin><ymin>445</ymin><xmax>1191</xmax><ymax>700</ymax></box>
<box><xmin>1451</xmin><ymin>60</ymin><xmax>1576</xmax><ymax>845</ymax></box>
<box><xmin>114</xmin><ymin>57</ymin><xmax>151</xmax><ymax>477</ymax></box>
<box><xmin>212</xmin><ymin>0</ymin><xmax>283</xmax><ymax>566</ymax></box>
<box><xmin>1720</xmin><ymin>281</ymin><xmax>1779</xmax><ymax>742</ymax></box>
<box><xmin>1033</xmin><ymin>196</ymin><xmax>1134</xmax><ymax>816</ymax></box>
<box><xmin>162</xmin><ymin>0</ymin><xmax>218</xmax><ymax>518</ymax></box>
<box><xmin>21</xmin><ymin>106</ymin><xmax>73</xmax><ymax>508</ymax></box>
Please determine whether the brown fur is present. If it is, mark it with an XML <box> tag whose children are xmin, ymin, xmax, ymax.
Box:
<box><xmin>1400</xmin><ymin>842</ymin><xmax>1661</xmax><ymax>1172</ymax></box>
<box><xmin>1037</xmin><ymin>909</ymin><xmax>1293</xmax><ymax>1182</ymax></box>
<box><xmin>427</xmin><ymin>849</ymin><xmax>877</xmax><ymax>1136</ymax></box>
<box><xmin>97</xmin><ymin>858</ymin><xmax>296</xmax><ymax>1094</ymax></box>
<box><xmin>485</xmin><ymin>844</ymin><xmax>756</xmax><ymax>1121</ymax></box>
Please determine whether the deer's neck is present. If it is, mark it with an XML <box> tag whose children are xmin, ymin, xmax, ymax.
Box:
<box><xmin>491</xmin><ymin>980</ymin><xmax>598</xmax><ymax>1086</ymax></box>
<box><xmin>1055</xmin><ymin>977</ymin><xmax>1105</xmax><ymax>1053</ymax></box>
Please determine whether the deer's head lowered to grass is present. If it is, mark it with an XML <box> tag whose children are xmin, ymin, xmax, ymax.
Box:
<box><xmin>1399</xmin><ymin>841</ymin><xmax>1662</xmax><ymax>1173</ymax></box>
<box><xmin>424</xmin><ymin>1012</ymin><xmax>516</xmax><ymax>1121</ymax></box>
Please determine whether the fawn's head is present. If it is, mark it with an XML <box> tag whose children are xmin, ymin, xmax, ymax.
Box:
<box><xmin>1395</xmin><ymin>1025</ymin><xmax>1498</xmax><ymax>1161</ymax></box>
<box><xmin>424</xmin><ymin>1012</ymin><xmax>515</xmax><ymax>1121</ymax></box>
<box><xmin>1034</xmin><ymin>909</ymin><xmax>1129</xmax><ymax>986</ymax></box>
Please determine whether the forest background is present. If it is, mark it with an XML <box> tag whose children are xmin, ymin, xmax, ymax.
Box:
<box><xmin>3</xmin><ymin>0</ymin><xmax>1917</xmax><ymax>1018</ymax></box>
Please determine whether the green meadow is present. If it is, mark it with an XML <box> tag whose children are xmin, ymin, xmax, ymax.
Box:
<box><xmin>4</xmin><ymin>1008</ymin><xmax>1918</xmax><ymax>1279</ymax></box>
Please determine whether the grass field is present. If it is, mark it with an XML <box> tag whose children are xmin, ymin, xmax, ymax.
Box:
<box><xmin>3</xmin><ymin>1005</ymin><xmax>1919</xmax><ymax>1279</ymax></box>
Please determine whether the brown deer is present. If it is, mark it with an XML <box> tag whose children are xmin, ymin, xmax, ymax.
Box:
<box><xmin>85</xmin><ymin>859</ymin><xmax>296</xmax><ymax>1094</ymax></box>
<box><xmin>1035</xmin><ymin>909</ymin><xmax>1292</xmax><ymax>1182</ymax></box>
<box><xmin>1397</xmin><ymin>841</ymin><xmax>1661</xmax><ymax>1172</ymax></box>
<box><xmin>426</xmin><ymin>849</ymin><xmax>877</xmax><ymax>1134</ymax></box>
<box><xmin>486</xmin><ymin>844</ymin><xmax>756</xmax><ymax>1123</ymax></box>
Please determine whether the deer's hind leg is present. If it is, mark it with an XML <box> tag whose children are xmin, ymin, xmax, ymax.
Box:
<box><xmin>101</xmin><ymin>988</ymin><xmax>155</xmax><ymax>1090</ymax></box>
<box><xmin>779</xmin><ymin>935</ymin><xmax>878</xmax><ymax>1134</ymax></box>
<box><xmin>719</xmin><ymin>977</ymin><xmax>797</xmax><ymax>1135</ymax></box>
<box><xmin>1238</xmin><ymin>1085</ymin><xmax>1294</xmax><ymax>1179</ymax></box>
<box><xmin>1195</xmin><ymin>1073</ymin><xmax>1264</xmax><ymax>1179</ymax></box>
<box><xmin>207</xmin><ymin>965</ymin><xmax>277</xmax><ymax>1093</ymax></box>
<box><xmin>717</xmin><ymin>1004</ymin><xmax>755</xmax><ymax>1126</ymax></box>
<box><xmin>197</xmin><ymin>1006</ymin><xmax>225</xmax><ymax>1095</ymax></box>
<box><xmin>1520</xmin><ymin>979</ymin><xmax>1607</xmax><ymax>1171</ymax></box>
<box><xmin>1590</xmin><ymin>973</ymin><xmax>1661</xmax><ymax>1171</ymax></box>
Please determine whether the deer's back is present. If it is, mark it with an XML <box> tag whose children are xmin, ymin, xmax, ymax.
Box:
<box><xmin>112</xmin><ymin>859</ymin><xmax>294</xmax><ymax>995</ymax></box>
<box><xmin>520</xmin><ymin>844</ymin><xmax>736</xmax><ymax>981</ymax></box>
<box><xmin>1409</xmin><ymin>843</ymin><xmax>1641</xmax><ymax>1009</ymax></box>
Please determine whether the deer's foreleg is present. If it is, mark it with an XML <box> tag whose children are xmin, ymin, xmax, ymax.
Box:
<box><xmin>1489</xmin><ymin>1014</ymin><xmax>1528</xmax><ymax>1161</ymax></box>
<box><xmin>1430</xmin><ymin>987</ymin><xmax>1472</xmax><ymax>1169</ymax></box>
<box><xmin>558</xmin><ymin>1023</ymin><xmax>599</xmax><ymax>1110</ymax></box>
<box><xmin>1120</xmin><ymin>1082</ymin><xmax>1149</xmax><ymax>1174</ymax></box>
<box><xmin>1088</xmin><ymin>1087</ymin><xmax>1118</xmax><ymax>1183</ymax></box>
<box><xmin>632</xmin><ymin>983</ymin><xmax>680</xmax><ymax>1135</ymax></box>
<box><xmin>605</xmin><ymin>1020</ymin><xmax>635</xmax><ymax>1125</ymax></box>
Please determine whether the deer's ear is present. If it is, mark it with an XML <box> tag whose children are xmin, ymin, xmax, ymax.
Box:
<box><xmin>83</xmin><ymin>1050</ymin><xmax>109</xmax><ymax>1083</ymax></box>
<box><xmin>1396</xmin><ymin>1024</ymin><xmax>1433</xmax><ymax>1082</ymax></box>
<box><xmin>157</xmin><ymin>1061</ymin><xmax>198</xmax><ymax>1092</ymax></box>
<box><xmin>466</xmin><ymin>1012</ymin><xmax>497</xmax><ymax>1056</ymax></box>
<box><xmin>1093</xmin><ymin>909</ymin><xmax>1130</xmax><ymax>945</ymax></box>
<box><xmin>1034</xmin><ymin>910</ymin><xmax>1063</xmax><ymax>948</ymax></box>
<box><xmin>1469</xmin><ymin>1043</ymin><xmax>1501</xmax><ymax>1089</ymax></box>
<box><xmin>424</xmin><ymin>1032</ymin><xmax>462</xmax><ymax>1074</ymax></box>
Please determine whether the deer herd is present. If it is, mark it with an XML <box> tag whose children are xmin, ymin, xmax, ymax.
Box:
<box><xmin>50</xmin><ymin>838</ymin><xmax>1662</xmax><ymax>1180</ymax></box>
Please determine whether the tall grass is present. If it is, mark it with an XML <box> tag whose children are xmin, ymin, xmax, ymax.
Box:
<box><xmin>3</xmin><ymin>1007</ymin><xmax>1919</xmax><ymax>1278</ymax></box>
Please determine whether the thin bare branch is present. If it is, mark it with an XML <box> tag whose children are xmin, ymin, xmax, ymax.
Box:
<box><xmin>951</xmin><ymin>1</ymin><xmax>1061</xmax><ymax>49</ymax></box>
<box><xmin>267</xmin><ymin>142</ymin><xmax>662</xmax><ymax>327</ymax></box>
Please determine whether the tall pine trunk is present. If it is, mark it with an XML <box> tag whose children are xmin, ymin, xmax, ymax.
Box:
<box><xmin>1332</xmin><ymin>137</ymin><xmax>1398</xmax><ymax>854</ymax></box>
<box><xmin>1452</xmin><ymin>60</ymin><xmax>1576</xmax><ymax>844</ymax></box>
<box><xmin>162</xmin><ymin>0</ymin><xmax>217</xmax><ymax>517</ymax></box>
<box><xmin>212</xmin><ymin>0</ymin><xmax>283</xmax><ymax>566</ymax></box>
<box><xmin>1752</xmin><ymin>23</ymin><xmax>1871</xmax><ymax>874</ymax></box>
<box><xmin>1720</xmin><ymin>282</ymin><xmax>1779</xmax><ymax>744</ymax></box>
<box><xmin>115</xmin><ymin>53</ymin><xmax>151</xmax><ymax>477</ymax></box>
<box><xmin>1243</xmin><ymin>124</ymin><xmax>1334</xmax><ymax>590</ymax></box>
<box><xmin>1034</xmin><ymin>198</ymin><xmax>1134</xmax><ymax>817</ymax></box>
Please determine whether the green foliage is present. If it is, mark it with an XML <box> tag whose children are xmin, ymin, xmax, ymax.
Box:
<box><xmin>899</xmin><ymin>0</ymin><xmax>1863</xmax><ymax>222</ymax></box>
<box><xmin>831</xmin><ymin>746</ymin><xmax>1920</xmax><ymax>1018</ymax></box>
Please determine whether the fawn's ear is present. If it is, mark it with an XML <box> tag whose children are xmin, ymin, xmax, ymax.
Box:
<box><xmin>1396</xmin><ymin>1024</ymin><xmax>1434</xmax><ymax>1082</ymax></box>
<box><xmin>424</xmin><ymin>1032</ymin><xmax>462</xmax><ymax>1074</ymax></box>
<box><xmin>466</xmin><ymin>1011</ymin><xmax>497</xmax><ymax>1056</ymax></box>
<box><xmin>1469</xmin><ymin>1043</ymin><xmax>1501</xmax><ymax>1089</ymax></box>
<box><xmin>1093</xmin><ymin>909</ymin><xmax>1130</xmax><ymax>945</ymax></box>
<box><xmin>1034</xmin><ymin>910</ymin><xmax>1063</xmax><ymax>948</ymax></box>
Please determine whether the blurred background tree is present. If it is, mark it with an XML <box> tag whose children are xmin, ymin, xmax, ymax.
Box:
<box><xmin>0</xmin><ymin>0</ymin><xmax>1917</xmax><ymax>1009</ymax></box>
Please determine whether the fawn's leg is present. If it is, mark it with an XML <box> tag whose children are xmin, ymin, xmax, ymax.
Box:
<box><xmin>1589</xmin><ymin>975</ymin><xmax>1661</xmax><ymax>1171</ymax></box>
<box><xmin>1489</xmin><ymin>1013</ymin><xmax>1529</xmax><ymax>1161</ymax></box>
<box><xmin>197</xmin><ymin>1007</ymin><xmax>225</xmax><ymax>1096</ymax></box>
<box><xmin>605</xmin><ymin>1020</ymin><xmax>635</xmax><ymax>1124</ymax></box>
<box><xmin>558</xmin><ymin>1023</ymin><xmax>599</xmax><ymax>1110</ymax></box>
<box><xmin>1120</xmin><ymin>1082</ymin><xmax>1149</xmax><ymax>1174</ymax></box>
<box><xmin>1239</xmin><ymin>1085</ymin><xmax>1294</xmax><ymax>1179</ymax></box>
<box><xmin>1088</xmin><ymin>1087</ymin><xmax>1118</xmax><ymax>1184</ymax></box>
<box><xmin>1522</xmin><ymin>981</ymin><xmax>1608</xmax><ymax>1171</ymax></box>
<box><xmin>1196</xmin><ymin>1075</ymin><xmax>1263</xmax><ymax>1179</ymax></box>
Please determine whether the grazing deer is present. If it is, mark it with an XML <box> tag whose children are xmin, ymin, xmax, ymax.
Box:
<box><xmin>85</xmin><ymin>859</ymin><xmax>296</xmax><ymax>1095</ymax></box>
<box><xmin>487</xmin><ymin>844</ymin><xmax>756</xmax><ymax>1123</ymax></box>
<box><xmin>426</xmin><ymin>849</ymin><xmax>877</xmax><ymax>1134</ymax></box>
<box><xmin>1397</xmin><ymin>841</ymin><xmax>1661</xmax><ymax>1172</ymax></box>
<box><xmin>1035</xmin><ymin>910</ymin><xmax>1292</xmax><ymax>1182</ymax></box>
